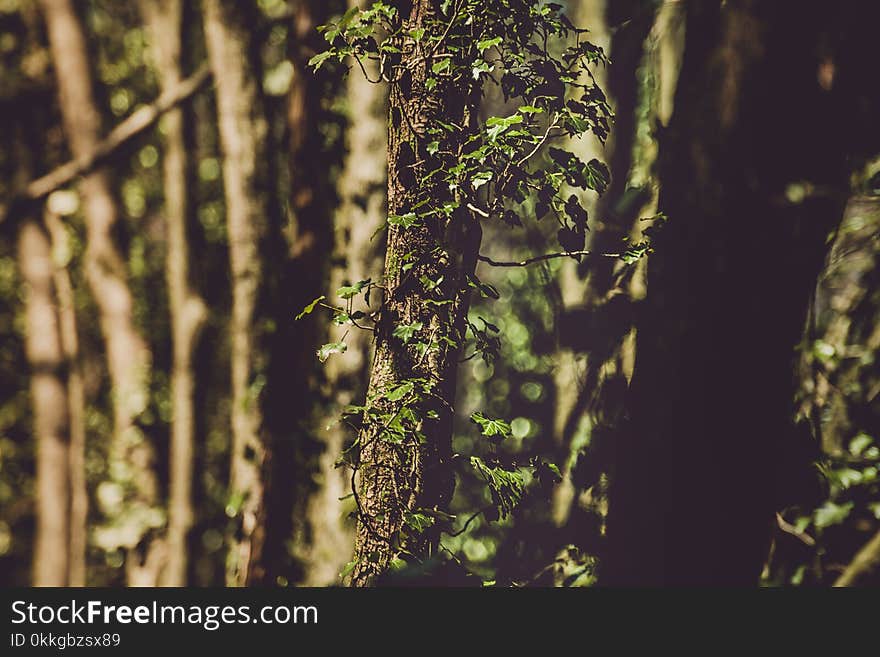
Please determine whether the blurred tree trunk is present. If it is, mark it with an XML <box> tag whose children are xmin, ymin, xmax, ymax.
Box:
<box><xmin>351</xmin><ymin>0</ymin><xmax>481</xmax><ymax>587</ymax></box>
<box><xmin>139</xmin><ymin>0</ymin><xmax>208</xmax><ymax>587</ymax></box>
<box><xmin>202</xmin><ymin>0</ymin><xmax>276</xmax><ymax>586</ymax></box>
<box><xmin>803</xmin><ymin>194</ymin><xmax>880</xmax><ymax>457</ymax></box>
<box><xmin>245</xmin><ymin>0</ymin><xmax>345</xmax><ymax>587</ymax></box>
<box><xmin>45</xmin><ymin>212</ymin><xmax>88</xmax><ymax>586</ymax></box>
<box><xmin>294</xmin><ymin>0</ymin><xmax>386</xmax><ymax>586</ymax></box>
<box><xmin>795</xmin><ymin>192</ymin><xmax>880</xmax><ymax>586</ymax></box>
<box><xmin>602</xmin><ymin>0</ymin><xmax>880</xmax><ymax>586</ymax></box>
<box><xmin>39</xmin><ymin>0</ymin><xmax>161</xmax><ymax>585</ymax></box>
<box><xmin>19</xmin><ymin>217</ymin><xmax>70</xmax><ymax>586</ymax></box>
<box><xmin>550</xmin><ymin>0</ymin><xmax>653</xmax><ymax>529</ymax></box>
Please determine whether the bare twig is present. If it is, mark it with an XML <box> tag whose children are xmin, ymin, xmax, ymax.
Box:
<box><xmin>776</xmin><ymin>512</ymin><xmax>816</xmax><ymax>547</ymax></box>
<box><xmin>443</xmin><ymin>507</ymin><xmax>488</xmax><ymax>537</ymax></box>
<box><xmin>477</xmin><ymin>250</ymin><xmax>620</xmax><ymax>268</ymax></box>
<box><xmin>1</xmin><ymin>64</ymin><xmax>212</xmax><ymax>224</ymax></box>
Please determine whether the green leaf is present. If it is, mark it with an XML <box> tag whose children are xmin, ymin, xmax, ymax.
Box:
<box><xmin>337</xmin><ymin>279</ymin><xmax>370</xmax><ymax>300</ymax></box>
<box><xmin>295</xmin><ymin>295</ymin><xmax>325</xmax><ymax>320</ymax></box>
<box><xmin>426</xmin><ymin>141</ymin><xmax>440</xmax><ymax>155</ymax></box>
<box><xmin>431</xmin><ymin>58</ymin><xmax>451</xmax><ymax>75</ymax></box>
<box><xmin>486</xmin><ymin>113</ymin><xmax>523</xmax><ymax>140</ymax></box>
<box><xmin>472</xmin><ymin>60</ymin><xmax>493</xmax><ymax>80</ymax></box>
<box><xmin>308</xmin><ymin>51</ymin><xmax>334</xmax><ymax>71</ymax></box>
<box><xmin>470</xmin><ymin>456</ymin><xmax>526</xmax><ymax>519</ymax></box>
<box><xmin>386</xmin><ymin>381</ymin><xmax>414</xmax><ymax>402</ymax></box>
<box><xmin>814</xmin><ymin>501</ymin><xmax>854</xmax><ymax>528</ymax></box>
<box><xmin>404</xmin><ymin>511</ymin><xmax>436</xmax><ymax>533</ymax></box>
<box><xmin>472</xmin><ymin>171</ymin><xmax>493</xmax><ymax>190</ymax></box>
<box><xmin>392</xmin><ymin>321</ymin><xmax>424</xmax><ymax>344</ymax></box>
<box><xmin>849</xmin><ymin>433</ymin><xmax>874</xmax><ymax>457</ymax></box>
<box><xmin>470</xmin><ymin>411</ymin><xmax>512</xmax><ymax>440</ymax></box>
<box><xmin>585</xmin><ymin>158</ymin><xmax>611</xmax><ymax>194</ymax></box>
<box><xmin>339</xmin><ymin>559</ymin><xmax>358</xmax><ymax>580</ymax></box>
<box><xmin>317</xmin><ymin>342</ymin><xmax>347</xmax><ymax>363</ymax></box>
<box><xmin>388</xmin><ymin>212</ymin><xmax>420</xmax><ymax>229</ymax></box>
<box><xmin>518</xmin><ymin>105</ymin><xmax>543</xmax><ymax>114</ymax></box>
<box><xmin>477</xmin><ymin>36</ymin><xmax>502</xmax><ymax>53</ymax></box>
<box><xmin>338</xmin><ymin>5</ymin><xmax>360</xmax><ymax>29</ymax></box>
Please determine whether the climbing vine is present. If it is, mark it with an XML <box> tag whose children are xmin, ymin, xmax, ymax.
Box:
<box><xmin>298</xmin><ymin>0</ymin><xmax>658</xmax><ymax>583</ymax></box>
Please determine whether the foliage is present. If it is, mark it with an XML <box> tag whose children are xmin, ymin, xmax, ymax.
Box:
<box><xmin>298</xmin><ymin>0</ymin><xmax>657</xmax><ymax>581</ymax></box>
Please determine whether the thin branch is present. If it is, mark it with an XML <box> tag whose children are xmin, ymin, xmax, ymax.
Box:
<box><xmin>1</xmin><ymin>63</ymin><xmax>212</xmax><ymax>224</ymax></box>
<box><xmin>477</xmin><ymin>249</ymin><xmax>620</xmax><ymax>268</ymax></box>
<box><xmin>833</xmin><ymin>529</ymin><xmax>880</xmax><ymax>587</ymax></box>
<box><xmin>776</xmin><ymin>512</ymin><xmax>816</xmax><ymax>547</ymax></box>
<box><xmin>466</xmin><ymin>202</ymin><xmax>490</xmax><ymax>218</ymax></box>
<box><xmin>443</xmin><ymin>507</ymin><xmax>488</xmax><ymax>537</ymax></box>
<box><xmin>516</xmin><ymin>113</ymin><xmax>559</xmax><ymax>167</ymax></box>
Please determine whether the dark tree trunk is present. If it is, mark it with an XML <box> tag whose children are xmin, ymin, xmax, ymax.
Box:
<box><xmin>602</xmin><ymin>0</ymin><xmax>880</xmax><ymax>586</ymax></box>
<box><xmin>250</xmin><ymin>0</ymin><xmax>345</xmax><ymax>587</ymax></box>
<box><xmin>293</xmin><ymin>0</ymin><xmax>383</xmax><ymax>586</ymax></box>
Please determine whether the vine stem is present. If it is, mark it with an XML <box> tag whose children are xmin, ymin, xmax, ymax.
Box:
<box><xmin>477</xmin><ymin>250</ymin><xmax>620</xmax><ymax>267</ymax></box>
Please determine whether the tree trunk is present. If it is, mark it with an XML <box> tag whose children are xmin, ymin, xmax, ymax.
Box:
<box><xmin>602</xmin><ymin>0</ymin><xmax>880</xmax><ymax>586</ymax></box>
<box><xmin>550</xmin><ymin>0</ymin><xmax>652</xmax><ymax>528</ymax></box>
<box><xmin>19</xmin><ymin>218</ymin><xmax>71</xmax><ymax>586</ymax></box>
<box><xmin>44</xmin><ymin>211</ymin><xmax>88</xmax><ymax>586</ymax></box>
<box><xmin>351</xmin><ymin>0</ymin><xmax>481</xmax><ymax>587</ymax></box>
<box><xmin>201</xmin><ymin>0</ymin><xmax>274</xmax><ymax>586</ymax></box>
<box><xmin>295</xmin><ymin>0</ymin><xmax>387</xmax><ymax>586</ymax></box>
<box><xmin>239</xmin><ymin>0</ymin><xmax>348</xmax><ymax>588</ymax></box>
<box><xmin>39</xmin><ymin>0</ymin><xmax>160</xmax><ymax>585</ymax></box>
<box><xmin>139</xmin><ymin>0</ymin><xmax>208</xmax><ymax>587</ymax></box>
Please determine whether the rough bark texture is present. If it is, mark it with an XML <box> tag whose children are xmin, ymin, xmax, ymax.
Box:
<box><xmin>19</xmin><ymin>219</ymin><xmax>71</xmax><ymax>586</ymax></box>
<box><xmin>202</xmin><ymin>0</ymin><xmax>273</xmax><ymax>586</ymax></box>
<box><xmin>351</xmin><ymin>0</ymin><xmax>481</xmax><ymax>587</ymax></box>
<box><xmin>139</xmin><ymin>0</ymin><xmax>208</xmax><ymax>586</ymax></box>
<box><xmin>39</xmin><ymin>0</ymin><xmax>160</xmax><ymax>585</ymax></box>
<box><xmin>602</xmin><ymin>0</ymin><xmax>880</xmax><ymax>586</ymax></box>
<box><xmin>291</xmin><ymin>0</ymin><xmax>382</xmax><ymax>587</ymax></box>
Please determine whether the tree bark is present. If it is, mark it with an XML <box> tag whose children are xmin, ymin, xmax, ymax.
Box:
<box><xmin>39</xmin><ymin>0</ymin><xmax>160</xmax><ymax>585</ymax></box>
<box><xmin>19</xmin><ymin>218</ymin><xmax>71</xmax><ymax>587</ymax></box>
<box><xmin>139</xmin><ymin>0</ymin><xmax>208</xmax><ymax>588</ymax></box>
<box><xmin>295</xmin><ymin>0</ymin><xmax>387</xmax><ymax>586</ymax></box>
<box><xmin>201</xmin><ymin>0</ymin><xmax>275</xmax><ymax>586</ymax></box>
<box><xmin>602</xmin><ymin>0</ymin><xmax>880</xmax><ymax>586</ymax></box>
<box><xmin>351</xmin><ymin>0</ymin><xmax>481</xmax><ymax>587</ymax></box>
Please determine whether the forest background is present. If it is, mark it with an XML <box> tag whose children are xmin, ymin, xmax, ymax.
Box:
<box><xmin>1</xmin><ymin>0</ymin><xmax>879</xmax><ymax>588</ymax></box>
